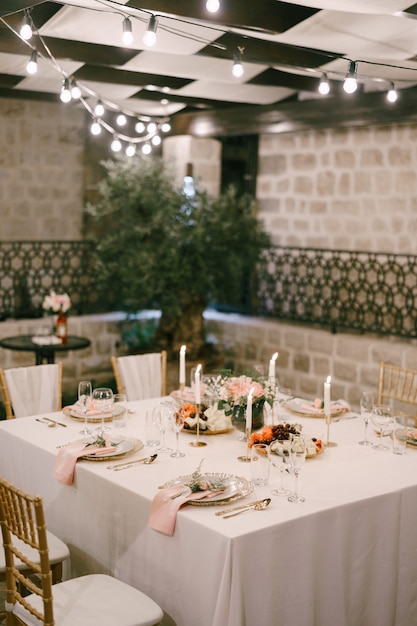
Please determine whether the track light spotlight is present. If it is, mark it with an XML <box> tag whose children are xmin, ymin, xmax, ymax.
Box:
<box><xmin>122</xmin><ymin>17</ymin><xmax>134</xmax><ymax>46</ymax></box>
<box><xmin>20</xmin><ymin>11</ymin><xmax>33</xmax><ymax>41</ymax></box>
<box><xmin>343</xmin><ymin>61</ymin><xmax>358</xmax><ymax>94</ymax></box>
<box><xmin>318</xmin><ymin>73</ymin><xmax>330</xmax><ymax>95</ymax></box>
<box><xmin>26</xmin><ymin>50</ymin><xmax>38</xmax><ymax>75</ymax></box>
<box><xmin>143</xmin><ymin>15</ymin><xmax>158</xmax><ymax>47</ymax></box>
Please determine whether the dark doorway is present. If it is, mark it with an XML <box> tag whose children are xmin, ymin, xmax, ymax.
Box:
<box><xmin>219</xmin><ymin>135</ymin><xmax>258</xmax><ymax>196</ymax></box>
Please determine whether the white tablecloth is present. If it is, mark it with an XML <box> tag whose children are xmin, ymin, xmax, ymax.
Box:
<box><xmin>0</xmin><ymin>399</ymin><xmax>416</xmax><ymax>626</ymax></box>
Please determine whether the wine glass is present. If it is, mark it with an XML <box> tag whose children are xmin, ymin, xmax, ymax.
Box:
<box><xmin>78</xmin><ymin>380</ymin><xmax>92</xmax><ymax>435</ymax></box>
<box><xmin>152</xmin><ymin>406</ymin><xmax>173</xmax><ymax>453</ymax></box>
<box><xmin>287</xmin><ymin>435</ymin><xmax>306</xmax><ymax>503</ymax></box>
<box><xmin>92</xmin><ymin>387</ymin><xmax>114</xmax><ymax>435</ymax></box>
<box><xmin>267</xmin><ymin>440</ymin><xmax>291</xmax><ymax>496</ymax></box>
<box><xmin>358</xmin><ymin>390</ymin><xmax>374</xmax><ymax>446</ymax></box>
<box><xmin>371</xmin><ymin>404</ymin><xmax>393</xmax><ymax>451</ymax></box>
<box><xmin>170</xmin><ymin>410</ymin><xmax>185</xmax><ymax>458</ymax></box>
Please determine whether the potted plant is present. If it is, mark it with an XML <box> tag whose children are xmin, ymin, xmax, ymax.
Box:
<box><xmin>86</xmin><ymin>155</ymin><xmax>271</xmax><ymax>360</ymax></box>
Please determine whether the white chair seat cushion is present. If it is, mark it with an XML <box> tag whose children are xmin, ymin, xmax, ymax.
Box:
<box><xmin>12</xmin><ymin>573</ymin><xmax>163</xmax><ymax>626</ymax></box>
<box><xmin>0</xmin><ymin>530</ymin><xmax>69</xmax><ymax>571</ymax></box>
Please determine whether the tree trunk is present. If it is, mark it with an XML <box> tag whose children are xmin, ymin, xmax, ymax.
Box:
<box><xmin>156</xmin><ymin>296</ymin><xmax>206</xmax><ymax>360</ymax></box>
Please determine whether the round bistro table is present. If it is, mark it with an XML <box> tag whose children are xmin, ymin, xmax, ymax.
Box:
<box><xmin>0</xmin><ymin>335</ymin><xmax>91</xmax><ymax>365</ymax></box>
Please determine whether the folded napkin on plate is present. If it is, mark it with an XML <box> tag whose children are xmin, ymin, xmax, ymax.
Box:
<box><xmin>52</xmin><ymin>441</ymin><xmax>116</xmax><ymax>485</ymax></box>
<box><xmin>169</xmin><ymin>388</ymin><xmax>196</xmax><ymax>403</ymax></box>
<box><xmin>300</xmin><ymin>399</ymin><xmax>350</xmax><ymax>415</ymax></box>
<box><xmin>32</xmin><ymin>335</ymin><xmax>62</xmax><ymax>346</ymax></box>
<box><xmin>64</xmin><ymin>401</ymin><xmax>107</xmax><ymax>417</ymax></box>
<box><xmin>149</xmin><ymin>485</ymin><xmax>225</xmax><ymax>536</ymax></box>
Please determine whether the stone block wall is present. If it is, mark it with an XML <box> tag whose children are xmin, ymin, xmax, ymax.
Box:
<box><xmin>0</xmin><ymin>99</ymin><xmax>87</xmax><ymax>240</ymax></box>
<box><xmin>257</xmin><ymin>124</ymin><xmax>417</xmax><ymax>254</ymax></box>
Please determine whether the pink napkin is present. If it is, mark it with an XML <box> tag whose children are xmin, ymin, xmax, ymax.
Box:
<box><xmin>65</xmin><ymin>402</ymin><xmax>109</xmax><ymax>417</ymax></box>
<box><xmin>300</xmin><ymin>401</ymin><xmax>350</xmax><ymax>415</ymax></box>
<box><xmin>148</xmin><ymin>485</ymin><xmax>224</xmax><ymax>535</ymax></box>
<box><xmin>52</xmin><ymin>441</ymin><xmax>115</xmax><ymax>485</ymax></box>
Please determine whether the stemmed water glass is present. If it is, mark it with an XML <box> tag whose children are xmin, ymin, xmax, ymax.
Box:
<box><xmin>267</xmin><ymin>440</ymin><xmax>291</xmax><ymax>496</ymax></box>
<box><xmin>358</xmin><ymin>390</ymin><xmax>374</xmax><ymax>446</ymax></box>
<box><xmin>371</xmin><ymin>404</ymin><xmax>393</xmax><ymax>451</ymax></box>
<box><xmin>92</xmin><ymin>387</ymin><xmax>114</xmax><ymax>435</ymax></box>
<box><xmin>171</xmin><ymin>411</ymin><xmax>185</xmax><ymax>458</ymax></box>
<box><xmin>78</xmin><ymin>380</ymin><xmax>92</xmax><ymax>435</ymax></box>
<box><xmin>153</xmin><ymin>406</ymin><xmax>173</xmax><ymax>453</ymax></box>
<box><xmin>287</xmin><ymin>435</ymin><xmax>306</xmax><ymax>503</ymax></box>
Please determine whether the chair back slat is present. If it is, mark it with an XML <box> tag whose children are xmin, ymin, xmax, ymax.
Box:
<box><xmin>378</xmin><ymin>361</ymin><xmax>417</xmax><ymax>422</ymax></box>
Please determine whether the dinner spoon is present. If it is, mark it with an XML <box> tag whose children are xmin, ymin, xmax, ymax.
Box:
<box><xmin>36</xmin><ymin>417</ymin><xmax>56</xmax><ymax>428</ymax></box>
<box><xmin>222</xmin><ymin>498</ymin><xmax>271</xmax><ymax>518</ymax></box>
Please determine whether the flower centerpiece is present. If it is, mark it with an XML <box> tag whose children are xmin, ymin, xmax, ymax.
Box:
<box><xmin>42</xmin><ymin>290</ymin><xmax>71</xmax><ymax>315</ymax></box>
<box><xmin>205</xmin><ymin>370</ymin><xmax>276</xmax><ymax>433</ymax></box>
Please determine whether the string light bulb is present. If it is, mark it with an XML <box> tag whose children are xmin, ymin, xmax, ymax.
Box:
<box><xmin>318</xmin><ymin>73</ymin><xmax>330</xmax><ymax>95</ymax></box>
<box><xmin>135</xmin><ymin>121</ymin><xmax>145</xmax><ymax>133</ymax></box>
<box><xmin>142</xmin><ymin>143</ymin><xmax>152</xmax><ymax>155</ymax></box>
<box><xmin>122</xmin><ymin>17</ymin><xmax>134</xmax><ymax>46</ymax></box>
<box><xmin>206</xmin><ymin>0</ymin><xmax>220</xmax><ymax>12</ymax></box>
<box><xmin>232</xmin><ymin>50</ymin><xmax>244</xmax><ymax>78</ymax></box>
<box><xmin>90</xmin><ymin>118</ymin><xmax>101</xmax><ymax>135</ymax></box>
<box><xmin>111</xmin><ymin>136</ymin><xmax>122</xmax><ymax>152</ymax></box>
<box><xmin>126</xmin><ymin>143</ymin><xmax>136</xmax><ymax>157</ymax></box>
<box><xmin>147</xmin><ymin>121</ymin><xmax>157</xmax><ymax>133</ymax></box>
<box><xmin>20</xmin><ymin>11</ymin><xmax>33</xmax><ymax>41</ymax></box>
<box><xmin>70</xmin><ymin>80</ymin><xmax>81</xmax><ymax>99</ymax></box>
<box><xmin>26</xmin><ymin>50</ymin><xmax>38</xmax><ymax>75</ymax></box>
<box><xmin>60</xmin><ymin>79</ymin><xmax>72</xmax><ymax>103</ymax></box>
<box><xmin>343</xmin><ymin>61</ymin><xmax>358</xmax><ymax>94</ymax></box>
<box><xmin>94</xmin><ymin>100</ymin><xmax>105</xmax><ymax>117</ymax></box>
<box><xmin>161</xmin><ymin>122</ymin><xmax>171</xmax><ymax>133</ymax></box>
<box><xmin>116</xmin><ymin>113</ymin><xmax>127</xmax><ymax>126</ymax></box>
<box><xmin>143</xmin><ymin>15</ymin><xmax>158</xmax><ymax>47</ymax></box>
<box><xmin>386</xmin><ymin>82</ymin><xmax>398</xmax><ymax>103</ymax></box>
<box><xmin>151</xmin><ymin>134</ymin><xmax>161</xmax><ymax>146</ymax></box>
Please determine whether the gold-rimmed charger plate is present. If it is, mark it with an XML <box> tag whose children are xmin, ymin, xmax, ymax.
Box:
<box><xmin>159</xmin><ymin>472</ymin><xmax>253</xmax><ymax>506</ymax></box>
<box><xmin>63</xmin><ymin>404</ymin><xmax>125</xmax><ymax>423</ymax></box>
<box><xmin>284</xmin><ymin>398</ymin><xmax>346</xmax><ymax>419</ymax></box>
<box><xmin>81</xmin><ymin>437</ymin><xmax>143</xmax><ymax>462</ymax></box>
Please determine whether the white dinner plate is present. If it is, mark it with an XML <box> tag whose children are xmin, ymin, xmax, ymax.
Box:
<box><xmin>284</xmin><ymin>398</ymin><xmax>346</xmax><ymax>418</ymax></box>
<box><xmin>159</xmin><ymin>473</ymin><xmax>253</xmax><ymax>506</ymax></box>
<box><xmin>64</xmin><ymin>404</ymin><xmax>125</xmax><ymax>423</ymax></box>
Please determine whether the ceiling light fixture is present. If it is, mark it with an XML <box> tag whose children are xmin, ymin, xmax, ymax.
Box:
<box><xmin>143</xmin><ymin>15</ymin><xmax>158</xmax><ymax>47</ymax></box>
<box><xmin>20</xmin><ymin>11</ymin><xmax>33</xmax><ymax>41</ymax></box>
<box><xmin>343</xmin><ymin>61</ymin><xmax>358</xmax><ymax>94</ymax></box>
<box><xmin>232</xmin><ymin>48</ymin><xmax>244</xmax><ymax>78</ymax></box>
<box><xmin>60</xmin><ymin>79</ymin><xmax>72</xmax><ymax>103</ymax></box>
<box><xmin>206</xmin><ymin>0</ymin><xmax>220</xmax><ymax>13</ymax></box>
<box><xmin>26</xmin><ymin>50</ymin><xmax>38</xmax><ymax>75</ymax></box>
<box><xmin>318</xmin><ymin>73</ymin><xmax>330</xmax><ymax>96</ymax></box>
<box><xmin>94</xmin><ymin>100</ymin><xmax>105</xmax><ymax>117</ymax></box>
<box><xmin>386</xmin><ymin>82</ymin><xmax>398</xmax><ymax>103</ymax></box>
<box><xmin>122</xmin><ymin>17</ymin><xmax>134</xmax><ymax>46</ymax></box>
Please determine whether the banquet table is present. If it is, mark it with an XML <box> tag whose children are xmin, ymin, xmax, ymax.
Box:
<box><xmin>0</xmin><ymin>398</ymin><xmax>416</xmax><ymax>626</ymax></box>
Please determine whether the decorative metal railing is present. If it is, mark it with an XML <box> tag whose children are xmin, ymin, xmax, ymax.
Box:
<box><xmin>258</xmin><ymin>247</ymin><xmax>417</xmax><ymax>338</ymax></box>
<box><xmin>1</xmin><ymin>241</ymin><xmax>416</xmax><ymax>339</ymax></box>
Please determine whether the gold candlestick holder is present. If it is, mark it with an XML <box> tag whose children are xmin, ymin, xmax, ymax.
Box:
<box><xmin>189</xmin><ymin>403</ymin><xmax>207</xmax><ymax>447</ymax></box>
<box><xmin>179</xmin><ymin>382</ymin><xmax>185</xmax><ymax>400</ymax></box>
<box><xmin>237</xmin><ymin>427</ymin><xmax>254</xmax><ymax>462</ymax></box>
<box><xmin>325</xmin><ymin>413</ymin><xmax>337</xmax><ymax>447</ymax></box>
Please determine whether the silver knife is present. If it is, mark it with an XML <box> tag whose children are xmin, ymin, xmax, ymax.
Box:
<box><xmin>215</xmin><ymin>499</ymin><xmax>261</xmax><ymax>516</ymax></box>
<box><xmin>42</xmin><ymin>417</ymin><xmax>67</xmax><ymax>427</ymax></box>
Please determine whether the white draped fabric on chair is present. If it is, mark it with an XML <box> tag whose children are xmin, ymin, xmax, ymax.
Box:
<box><xmin>112</xmin><ymin>353</ymin><xmax>166</xmax><ymax>400</ymax></box>
<box><xmin>0</xmin><ymin>363</ymin><xmax>62</xmax><ymax>418</ymax></box>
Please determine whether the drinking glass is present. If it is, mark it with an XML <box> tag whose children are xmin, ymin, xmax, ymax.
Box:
<box><xmin>371</xmin><ymin>404</ymin><xmax>393</xmax><ymax>451</ymax></box>
<box><xmin>92</xmin><ymin>387</ymin><xmax>114</xmax><ymax>435</ymax></box>
<box><xmin>287</xmin><ymin>435</ymin><xmax>306</xmax><ymax>503</ymax></box>
<box><xmin>267</xmin><ymin>440</ymin><xmax>291</xmax><ymax>496</ymax></box>
<box><xmin>358</xmin><ymin>390</ymin><xmax>374</xmax><ymax>446</ymax></box>
<box><xmin>113</xmin><ymin>393</ymin><xmax>128</xmax><ymax>428</ymax></box>
<box><xmin>153</xmin><ymin>406</ymin><xmax>173</xmax><ymax>453</ymax></box>
<box><xmin>78</xmin><ymin>380</ymin><xmax>92</xmax><ymax>435</ymax></box>
<box><xmin>171</xmin><ymin>410</ymin><xmax>185</xmax><ymax>458</ymax></box>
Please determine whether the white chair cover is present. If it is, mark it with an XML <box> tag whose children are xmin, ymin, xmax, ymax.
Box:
<box><xmin>4</xmin><ymin>364</ymin><xmax>60</xmax><ymax>418</ymax></box>
<box><xmin>116</xmin><ymin>354</ymin><xmax>162</xmax><ymax>401</ymax></box>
